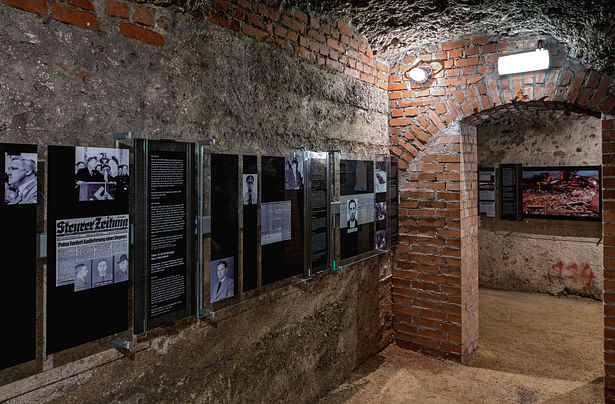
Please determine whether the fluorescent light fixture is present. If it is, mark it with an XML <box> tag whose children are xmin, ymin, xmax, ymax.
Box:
<box><xmin>498</xmin><ymin>48</ymin><xmax>549</xmax><ymax>75</ymax></box>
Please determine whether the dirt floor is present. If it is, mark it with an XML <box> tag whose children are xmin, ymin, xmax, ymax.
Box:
<box><xmin>321</xmin><ymin>288</ymin><xmax>603</xmax><ymax>403</ymax></box>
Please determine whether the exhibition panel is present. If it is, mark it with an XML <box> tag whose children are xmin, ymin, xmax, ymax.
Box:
<box><xmin>47</xmin><ymin>145</ymin><xmax>130</xmax><ymax>353</ymax></box>
<box><xmin>388</xmin><ymin>157</ymin><xmax>399</xmax><ymax>248</ymax></box>
<box><xmin>210</xmin><ymin>153</ymin><xmax>239</xmax><ymax>303</ymax></box>
<box><xmin>308</xmin><ymin>151</ymin><xmax>330</xmax><ymax>274</ymax></box>
<box><xmin>375</xmin><ymin>155</ymin><xmax>388</xmax><ymax>250</ymax></box>
<box><xmin>261</xmin><ymin>152</ymin><xmax>306</xmax><ymax>285</ymax></box>
<box><xmin>243</xmin><ymin>155</ymin><xmax>258</xmax><ymax>291</ymax></box>
<box><xmin>0</xmin><ymin>143</ymin><xmax>37</xmax><ymax>369</ymax></box>
<box><xmin>134</xmin><ymin>140</ymin><xmax>195</xmax><ymax>333</ymax></box>
<box><xmin>339</xmin><ymin>158</ymin><xmax>375</xmax><ymax>261</ymax></box>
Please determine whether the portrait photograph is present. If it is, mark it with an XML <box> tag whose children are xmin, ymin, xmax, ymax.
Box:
<box><xmin>75</xmin><ymin>146</ymin><xmax>129</xmax><ymax>202</ymax></box>
<box><xmin>284</xmin><ymin>155</ymin><xmax>303</xmax><ymax>190</ymax></box>
<box><xmin>243</xmin><ymin>174</ymin><xmax>258</xmax><ymax>206</ymax></box>
<box><xmin>376</xmin><ymin>201</ymin><xmax>387</xmax><ymax>221</ymax></box>
<box><xmin>210</xmin><ymin>257</ymin><xmax>235</xmax><ymax>303</ymax></box>
<box><xmin>375</xmin><ymin>161</ymin><xmax>387</xmax><ymax>194</ymax></box>
<box><xmin>73</xmin><ymin>260</ymin><xmax>92</xmax><ymax>292</ymax></box>
<box><xmin>113</xmin><ymin>254</ymin><xmax>130</xmax><ymax>283</ymax></box>
<box><xmin>3</xmin><ymin>152</ymin><xmax>38</xmax><ymax>205</ymax></box>
<box><xmin>92</xmin><ymin>257</ymin><xmax>114</xmax><ymax>287</ymax></box>
<box><xmin>376</xmin><ymin>230</ymin><xmax>387</xmax><ymax>249</ymax></box>
<box><xmin>345</xmin><ymin>198</ymin><xmax>358</xmax><ymax>233</ymax></box>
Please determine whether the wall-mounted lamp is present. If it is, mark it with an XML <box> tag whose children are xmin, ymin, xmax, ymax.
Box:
<box><xmin>404</xmin><ymin>59</ymin><xmax>443</xmax><ymax>83</ymax></box>
<box><xmin>497</xmin><ymin>48</ymin><xmax>549</xmax><ymax>75</ymax></box>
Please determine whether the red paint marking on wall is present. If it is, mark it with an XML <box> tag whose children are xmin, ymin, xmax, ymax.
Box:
<box><xmin>551</xmin><ymin>261</ymin><xmax>595</xmax><ymax>287</ymax></box>
<box><xmin>552</xmin><ymin>261</ymin><xmax>564</xmax><ymax>277</ymax></box>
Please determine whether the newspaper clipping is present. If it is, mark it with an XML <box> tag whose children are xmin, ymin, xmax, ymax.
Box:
<box><xmin>261</xmin><ymin>201</ymin><xmax>291</xmax><ymax>245</ymax></box>
<box><xmin>55</xmin><ymin>214</ymin><xmax>130</xmax><ymax>290</ymax></box>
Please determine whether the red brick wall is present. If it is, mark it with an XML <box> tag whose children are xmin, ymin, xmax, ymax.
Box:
<box><xmin>388</xmin><ymin>34</ymin><xmax>615</xmax><ymax>369</ymax></box>
<box><xmin>604</xmin><ymin>115</ymin><xmax>615</xmax><ymax>403</ymax></box>
<box><xmin>3</xmin><ymin>0</ymin><xmax>387</xmax><ymax>88</ymax></box>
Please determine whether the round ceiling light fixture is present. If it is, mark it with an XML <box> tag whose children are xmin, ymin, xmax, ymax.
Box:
<box><xmin>407</xmin><ymin>66</ymin><xmax>430</xmax><ymax>83</ymax></box>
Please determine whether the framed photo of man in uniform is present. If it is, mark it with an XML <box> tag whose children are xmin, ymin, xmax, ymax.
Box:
<box><xmin>243</xmin><ymin>174</ymin><xmax>257</xmax><ymax>206</ymax></box>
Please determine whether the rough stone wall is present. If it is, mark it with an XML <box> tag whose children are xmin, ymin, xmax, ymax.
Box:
<box><xmin>7</xmin><ymin>256</ymin><xmax>392</xmax><ymax>403</ymax></box>
<box><xmin>602</xmin><ymin>116</ymin><xmax>615</xmax><ymax>403</ymax></box>
<box><xmin>0</xmin><ymin>3</ymin><xmax>391</xmax><ymax>402</ymax></box>
<box><xmin>477</xmin><ymin>111</ymin><xmax>602</xmax><ymax>299</ymax></box>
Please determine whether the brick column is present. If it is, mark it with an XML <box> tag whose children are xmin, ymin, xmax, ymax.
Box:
<box><xmin>459</xmin><ymin>122</ymin><xmax>479</xmax><ymax>360</ymax></box>
<box><xmin>603</xmin><ymin>114</ymin><xmax>615</xmax><ymax>403</ymax></box>
<box><xmin>393</xmin><ymin>122</ymin><xmax>479</xmax><ymax>362</ymax></box>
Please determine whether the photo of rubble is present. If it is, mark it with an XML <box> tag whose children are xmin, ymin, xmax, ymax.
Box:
<box><xmin>522</xmin><ymin>167</ymin><xmax>600</xmax><ymax>219</ymax></box>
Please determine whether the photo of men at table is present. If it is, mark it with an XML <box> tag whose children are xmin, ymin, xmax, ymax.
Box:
<box><xmin>74</xmin><ymin>147</ymin><xmax>129</xmax><ymax>202</ymax></box>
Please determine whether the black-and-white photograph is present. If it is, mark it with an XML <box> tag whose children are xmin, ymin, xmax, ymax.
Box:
<box><xmin>284</xmin><ymin>155</ymin><xmax>303</xmax><ymax>190</ymax></box>
<box><xmin>243</xmin><ymin>174</ymin><xmax>257</xmax><ymax>205</ymax></box>
<box><xmin>376</xmin><ymin>230</ymin><xmax>387</xmax><ymax>249</ymax></box>
<box><xmin>346</xmin><ymin>198</ymin><xmax>358</xmax><ymax>233</ymax></box>
<box><xmin>375</xmin><ymin>161</ymin><xmax>387</xmax><ymax>193</ymax></box>
<box><xmin>73</xmin><ymin>261</ymin><xmax>92</xmax><ymax>292</ymax></box>
<box><xmin>376</xmin><ymin>201</ymin><xmax>387</xmax><ymax>221</ymax></box>
<box><xmin>341</xmin><ymin>193</ymin><xmax>375</xmax><ymax>231</ymax></box>
<box><xmin>114</xmin><ymin>254</ymin><xmax>129</xmax><ymax>283</ymax></box>
<box><xmin>4</xmin><ymin>152</ymin><xmax>37</xmax><ymax>205</ymax></box>
<box><xmin>75</xmin><ymin>147</ymin><xmax>129</xmax><ymax>202</ymax></box>
<box><xmin>210</xmin><ymin>257</ymin><xmax>235</xmax><ymax>303</ymax></box>
<box><xmin>92</xmin><ymin>257</ymin><xmax>114</xmax><ymax>287</ymax></box>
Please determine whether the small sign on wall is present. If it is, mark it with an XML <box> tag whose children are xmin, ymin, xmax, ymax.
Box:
<box><xmin>478</xmin><ymin>167</ymin><xmax>496</xmax><ymax>218</ymax></box>
<box><xmin>500</xmin><ymin>164</ymin><xmax>522</xmax><ymax>220</ymax></box>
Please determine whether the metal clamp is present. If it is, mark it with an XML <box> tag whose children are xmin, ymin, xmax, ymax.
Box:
<box><xmin>113</xmin><ymin>132</ymin><xmax>132</xmax><ymax>148</ymax></box>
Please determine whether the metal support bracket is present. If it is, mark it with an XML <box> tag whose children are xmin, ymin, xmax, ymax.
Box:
<box><xmin>111</xmin><ymin>336</ymin><xmax>133</xmax><ymax>359</ymax></box>
<box><xmin>199</xmin><ymin>216</ymin><xmax>211</xmax><ymax>234</ymax></box>
<box><xmin>113</xmin><ymin>132</ymin><xmax>132</xmax><ymax>148</ymax></box>
<box><xmin>330</xmin><ymin>201</ymin><xmax>340</xmax><ymax>215</ymax></box>
<box><xmin>37</xmin><ymin>233</ymin><xmax>47</xmax><ymax>258</ymax></box>
<box><xmin>197</xmin><ymin>139</ymin><xmax>216</xmax><ymax>146</ymax></box>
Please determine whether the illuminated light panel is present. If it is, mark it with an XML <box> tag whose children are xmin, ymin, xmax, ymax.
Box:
<box><xmin>497</xmin><ymin>49</ymin><xmax>550</xmax><ymax>75</ymax></box>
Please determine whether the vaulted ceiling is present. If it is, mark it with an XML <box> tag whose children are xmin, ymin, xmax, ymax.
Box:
<box><xmin>152</xmin><ymin>0</ymin><xmax>615</xmax><ymax>73</ymax></box>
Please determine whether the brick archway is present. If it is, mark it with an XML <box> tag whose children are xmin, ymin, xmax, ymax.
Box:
<box><xmin>388</xmin><ymin>34</ymin><xmax>615</xmax><ymax>399</ymax></box>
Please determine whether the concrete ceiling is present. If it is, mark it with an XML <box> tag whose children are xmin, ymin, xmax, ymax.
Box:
<box><xmin>157</xmin><ymin>0</ymin><xmax>615</xmax><ymax>73</ymax></box>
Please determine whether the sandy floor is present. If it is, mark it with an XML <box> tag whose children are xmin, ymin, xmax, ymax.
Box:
<box><xmin>321</xmin><ymin>288</ymin><xmax>603</xmax><ymax>404</ymax></box>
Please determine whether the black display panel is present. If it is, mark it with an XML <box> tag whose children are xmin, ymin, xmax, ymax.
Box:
<box><xmin>0</xmin><ymin>143</ymin><xmax>37</xmax><ymax>369</ymax></box>
<box><xmin>478</xmin><ymin>167</ymin><xmax>496</xmax><ymax>217</ymax></box>
<box><xmin>47</xmin><ymin>146</ymin><xmax>129</xmax><ymax>354</ymax></box>
<box><xmin>243</xmin><ymin>155</ymin><xmax>258</xmax><ymax>291</ymax></box>
<box><xmin>375</xmin><ymin>160</ymin><xmax>387</xmax><ymax>250</ymax></box>
<box><xmin>388</xmin><ymin>158</ymin><xmax>399</xmax><ymax>248</ymax></box>
<box><xmin>134</xmin><ymin>140</ymin><xmax>194</xmax><ymax>333</ymax></box>
<box><xmin>261</xmin><ymin>155</ymin><xmax>305</xmax><ymax>285</ymax></box>
<box><xmin>500</xmin><ymin>164</ymin><xmax>522</xmax><ymax>220</ymax></box>
<box><xmin>310</xmin><ymin>153</ymin><xmax>328</xmax><ymax>273</ymax></box>
<box><xmin>210</xmin><ymin>154</ymin><xmax>238</xmax><ymax>303</ymax></box>
<box><xmin>340</xmin><ymin>160</ymin><xmax>374</xmax><ymax>260</ymax></box>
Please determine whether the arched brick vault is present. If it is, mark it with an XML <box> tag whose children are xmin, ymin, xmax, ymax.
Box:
<box><xmin>386</xmin><ymin>33</ymin><xmax>615</xmax><ymax>384</ymax></box>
